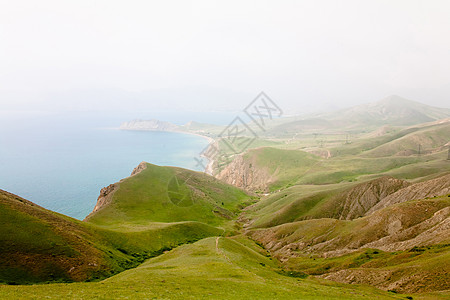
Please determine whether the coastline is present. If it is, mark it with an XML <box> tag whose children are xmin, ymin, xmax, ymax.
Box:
<box><xmin>175</xmin><ymin>130</ymin><xmax>216</xmax><ymax>175</ymax></box>
<box><xmin>120</xmin><ymin>127</ymin><xmax>217</xmax><ymax>175</ymax></box>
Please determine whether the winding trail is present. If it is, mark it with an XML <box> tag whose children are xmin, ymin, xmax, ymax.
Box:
<box><xmin>215</xmin><ymin>237</ymin><xmax>232</xmax><ymax>264</ymax></box>
<box><xmin>215</xmin><ymin>236</ymin><xmax>267</xmax><ymax>282</ymax></box>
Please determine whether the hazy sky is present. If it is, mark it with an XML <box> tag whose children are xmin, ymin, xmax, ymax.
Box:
<box><xmin>1</xmin><ymin>0</ymin><xmax>449</xmax><ymax>113</ymax></box>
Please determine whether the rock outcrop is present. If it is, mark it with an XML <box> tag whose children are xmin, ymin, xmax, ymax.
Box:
<box><xmin>248</xmin><ymin>196</ymin><xmax>450</xmax><ymax>259</ymax></box>
<box><xmin>84</xmin><ymin>162</ymin><xmax>148</xmax><ymax>220</ymax></box>
<box><xmin>90</xmin><ymin>183</ymin><xmax>117</xmax><ymax>215</ymax></box>
<box><xmin>216</xmin><ymin>154</ymin><xmax>273</xmax><ymax>192</ymax></box>
<box><xmin>131</xmin><ymin>161</ymin><xmax>148</xmax><ymax>176</ymax></box>
<box><xmin>330</xmin><ymin>176</ymin><xmax>410</xmax><ymax>220</ymax></box>
<box><xmin>366</xmin><ymin>173</ymin><xmax>450</xmax><ymax>215</ymax></box>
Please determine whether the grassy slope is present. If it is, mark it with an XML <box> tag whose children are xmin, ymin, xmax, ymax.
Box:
<box><xmin>0</xmin><ymin>163</ymin><xmax>251</xmax><ymax>285</ymax></box>
<box><xmin>86</xmin><ymin>163</ymin><xmax>250</xmax><ymax>228</ymax></box>
<box><xmin>230</xmin><ymin>121</ymin><xmax>450</xmax><ymax>226</ymax></box>
<box><xmin>2</xmin><ymin>107</ymin><xmax>449</xmax><ymax>297</ymax></box>
<box><xmin>247</xmin><ymin>196</ymin><xmax>450</xmax><ymax>293</ymax></box>
<box><xmin>0</xmin><ymin>237</ymin><xmax>405</xmax><ymax>299</ymax></box>
<box><xmin>0</xmin><ymin>189</ymin><xmax>223</xmax><ymax>285</ymax></box>
<box><xmin>0</xmin><ymin>190</ymin><xmax>129</xmax><ymax>284</ymax></box>
<box><xmin>249</xmin><ymin>197</ymin><xmax>450</xmax><ymax>251</ymax></box>
<box><xmin>330</xmin><ymin>121</ymin><xmax>450</xmax><ymax>158</ymax></box>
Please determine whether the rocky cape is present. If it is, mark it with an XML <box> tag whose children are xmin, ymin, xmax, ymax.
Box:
<box><xmin>119</xmin><ymin>119</ymin><xmax>179</xmax><ymax>131</ymax></box>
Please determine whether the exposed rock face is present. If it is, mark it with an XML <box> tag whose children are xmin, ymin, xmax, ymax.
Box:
<box><xmin>84</xmin><ymin>162</ymin><xmax>147</xmax><ymax>220</ymax></box>
<box><xmin>216</xmin><ymin>154</ymin><xmax>272</xmax><ymax>192</ymax></box>
<box><xmin>248</xmin><ymin>198</ymin><xmax>450</xmax><ymax>259</ymax></box>
<box><xmin>331</xmin><ymin>176</ymin><xmax>410</xmax><ymax>220</ymax></box>
<box><xmin>363</xmin><ymin>206</ymin><xmax>450</xmax><ymax>252</ymax></box>
<box><xmin>366</xmin><ymin>173</ymin><xmax>450</xmax><ymax>215</ymax></box>
<box><xmin>131</xmin><ymin>161</ymin><xmax>147</xmax><ymax>176</ymax></box>
<box><xmin>246</xmin><ymin>173</ymin><xmax>450</xmax><ymax>293</ymax></box>
<box><xmin>120</xmin><ymin>119</ymin><xmax>179</xmax><ymax>131</ymax></box>
<box><xmin>248</xmin><ymin>174</ymin><xmax>450</xmax><ymax>259</ymax></box>
<box><xmin>93</xmin><ymin>184</ymin><xmax>116</xmax><ymax>213</ymax></box>
<box><xmin>320</xmin><ymin>266</ymin><xmax>450</xmax><ymax>294</ymax></box>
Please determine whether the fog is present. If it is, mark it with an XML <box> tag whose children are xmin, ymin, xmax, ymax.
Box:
<box><xmin>1</xmin><ymin>0</ymin><xmax>450</xmax><ymax>114</ymax></box>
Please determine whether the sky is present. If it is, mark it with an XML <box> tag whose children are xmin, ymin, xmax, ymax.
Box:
<box><xmin>1</xmin><ymin>0</ymin><xmax>450</xmax><ymax>114</ymax></box>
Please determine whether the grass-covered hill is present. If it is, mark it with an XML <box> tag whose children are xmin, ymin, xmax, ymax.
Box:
<box><xmin>85</xmin><ymin>162</ymin><xmax>251</xmax><ymax>228</ymax></box>
<box><xmin>330</xmin><ymin>118</ymin><xmax>450</xmax><ymax>158</ymax></box>
<box><xmin>248</xmin><ymin>194</ymin><xmax>450</xmax><ymax>293</ymax></box>
<box><xmin>0</xmin><ymin>170</ymin><xmax>409</xmax><ymax>299</ymax></box>
<box><xmin>212</xmin><ymin>107</ymin><xmax>450</xmax><ymax>295</ymax></box>
<box><xmin>0</xmin><ymin>189</ymin><xmax>131</xmax><ymax>284</ymax></box>
<box><xmin>1</xmin><ymin>235</ymin><xmax>409</xmax><ymax>299</ymax></box>
<box><xmin>2</xmin><ymin>96</ymin><xmax>450</xmax><ymax>298</ymax></box>
<box><xmin>0</xmin><ymin>163</ymin><xmax>252</xmax><ymax>285</ymax></box>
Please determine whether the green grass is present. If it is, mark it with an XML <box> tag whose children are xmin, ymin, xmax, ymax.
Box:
<box><xmin>249</xmin><ymin>196</ymin><xmax>450</xmax><ymax>249</ymax></box>
<box><xmin>284</xmin><ymin>244</ymin><xmax>450</xmax><ymax>275</ymax></box>
<box><xmin>282</xmin><ymin>244</ymin><xmax>450</xmax><ymax>294</ymax></box>
<box><xmin>87</xmin><ymin>163</ymin><xmax>250</xmax><ymax>227</ymax></box>
<box><xmin>0</xmin><ymin>237</ymin><xmax>405</xmax><ymax>299</ymax></box>
<box><xmin>0</xmin><ymin>163</ymin><xmax>252</xmax><ymax>285</ymax></box>
<box><xmin>242</xmin><ymin>147</ymin><xmax>320</xmax><ymax>191</ymax></box>
<box><xmin>2</xmin><ymin>114</ymin><xmax>450</xmax><ymax>297</ymax></box>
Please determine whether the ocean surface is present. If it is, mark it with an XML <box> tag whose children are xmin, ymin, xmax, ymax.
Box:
<box><xmin>0</xmin><ymin>110</ymin><xmax>234</xmax><ymax>220</ymax></box>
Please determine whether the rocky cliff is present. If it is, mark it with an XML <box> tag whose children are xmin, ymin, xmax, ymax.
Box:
<box><xmin>84</xmin><ymin>162</ymin><xmax>147</xmax><ymax>220</ymax></box>
<box><xmin>216</xmin><ymin>154</ymin><xmax>273</xmax><ymax>193</ymax></box>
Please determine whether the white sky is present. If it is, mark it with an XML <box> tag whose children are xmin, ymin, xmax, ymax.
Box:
<box><xmin>1</xmin><ymin>0</ymin><xmax>449</xmax><ymax>113</ymax></box>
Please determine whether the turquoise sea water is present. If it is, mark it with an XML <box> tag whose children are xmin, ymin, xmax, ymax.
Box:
<box><xmin>0</xmin><ymin>111</ymin><xmax>230</xmax><ymax>220</ymax></box>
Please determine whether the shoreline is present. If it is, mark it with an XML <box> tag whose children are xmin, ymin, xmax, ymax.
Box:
<box><xmin>175</xmin><ymin>130</ymin><xmax>216</xmax><ymax>175</ymax></box>
<box><xmin>120</xmin><ymin>127</ymin><xmax>217</xmax><ymax>175</ymax></box>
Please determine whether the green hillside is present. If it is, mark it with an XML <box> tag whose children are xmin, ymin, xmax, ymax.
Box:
<box><xmin>2</xmin><ymin>97</ymin><xmax>450</xmax><ymax>298</ymax></box>
<box><xmin>0</xmin><ymin>189</ymin><xmax>128</xmax><ymax>284</ymax></box>
<box><xmin>247</xmin><ymin>196</ymin><xmax>450</xmax><ymax>293</ymax></box>
<box><xmin>86</xmin><ymin>163</ymin><xmax>251</xmax><ymax>228</ymax></box>
<box><xmin>0</xmin><ymin>236</ymin><xmax>405</xmax><ymax>299</ymax></box>
<box><xmin>0</xmin><ymin>163</ymin><xmax>251</xmax><ymax>285</ymax></box>
<box><xmin>0</xmin><ymin>189</ymin><xmax>222</xmax><ymax>285</ymax></box>
<box><xmin>330</xmin><ymin>120</ymin><xmax>450</xmax><ymax>158</ymax></box>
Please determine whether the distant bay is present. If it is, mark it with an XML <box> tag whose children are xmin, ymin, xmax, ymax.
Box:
<box><xmin>0</xmin><ymin>111</ymin><xmax>232</xmax><ymax>220</ymax></box>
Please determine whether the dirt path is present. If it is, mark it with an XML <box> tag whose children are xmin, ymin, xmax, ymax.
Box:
<box><xmin>215</xmin><ymin>237</ymin><xmax>266</xmax><ymax>282</ymax></box>
<box><xmin>215</xmin><ymin>237</ymin><xmax>232</xmax><ymax>264</ymax></box>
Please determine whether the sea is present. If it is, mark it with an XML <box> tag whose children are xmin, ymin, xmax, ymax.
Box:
<box><xmin>0</xmin><ymin>110</ymin><xmax>234</xmax><ymax>220</ymax></box>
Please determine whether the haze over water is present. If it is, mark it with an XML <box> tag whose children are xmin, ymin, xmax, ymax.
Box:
<box><xmin>0</xmin><ymin>111</ymin><xmax>233</xmax><ymax>220</ymax></box>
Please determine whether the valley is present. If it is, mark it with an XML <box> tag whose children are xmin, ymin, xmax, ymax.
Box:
<box><xmin>1</xmin><ymin>96</ymin><xmax>449</xmax><ymax>299</ymax></box>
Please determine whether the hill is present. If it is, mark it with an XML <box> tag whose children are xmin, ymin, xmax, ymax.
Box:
<box><xmin>0</xmin><ymin>162</ymin><xmax>251</xmax><ymax>285</ymax></box>
<box><xmin>85</xmin><ymin>162</ymin><xmax>251</xmax><ymax>228</ymax></box>
<box><xmin>265</xmin><ymin>95</ymin><xmax>450</xmax><ymax>136</ymax></box>
<box><xmin>248</xmin><ymin>195</ymin><xmax>450</xmax><ymax>293</ymax></box>
<box><xmin>0</xmin><ymin>189</ymin><xmax>129</xmax><ymax>284</ymax></box>
<box><xmin>0</xmin><ymin>236</ymin><xmax>405</xmax><ymax>299</ymax></box>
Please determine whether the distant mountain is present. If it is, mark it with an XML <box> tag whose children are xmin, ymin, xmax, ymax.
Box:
<box><xmin>268</xmin><ymin>95</ymin><xmax>450</xmax><ymax>135</ymax></box>
<box><xmin>328</xmin><ymin>95</ymin><xmax>450</xmax><ymax>126</ymax></box>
